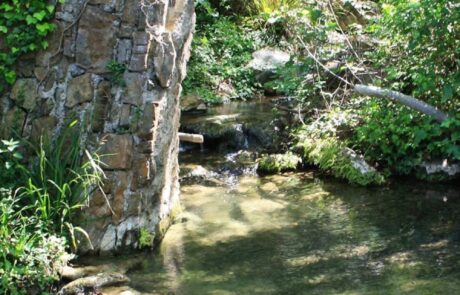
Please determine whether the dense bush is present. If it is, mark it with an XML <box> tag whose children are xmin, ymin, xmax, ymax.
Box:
<box><xmin>353</xmin><ymin>100</ymin><xmax>460</xmax><ymax>175</ymax></box>
<box><xmin>374</xmin><ymin>0</ymin><xmax>459</xmax><ymax>111</ymax></box>
<box><xmin>348</xmin><ymin>0</ymin><xmax>460</xmax><ymax>176</ymax></box>
<box><xmin>183</xmin><ymin>2</ymin><xmax>260</xmax><ymax>103</ymax></box>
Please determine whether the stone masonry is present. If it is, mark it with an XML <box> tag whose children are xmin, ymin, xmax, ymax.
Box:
<box><xmin>0</xmin><ymin>0</ymin><xmax>195</xmax><ymax>253</ymax></box>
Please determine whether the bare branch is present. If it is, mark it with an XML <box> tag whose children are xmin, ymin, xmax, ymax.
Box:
<box><xmin>354</xmin><ymin>84</ymin><xmax>449</xmax><ymax>123</ymax></box>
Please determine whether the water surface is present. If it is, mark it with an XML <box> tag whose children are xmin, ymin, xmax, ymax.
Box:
<box><xmin>97</xmin><ymin>153</ymin><xmax>460</xmax><ymax>294</ymax></box>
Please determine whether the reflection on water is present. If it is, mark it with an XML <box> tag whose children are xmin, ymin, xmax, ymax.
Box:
<box><xmin>96</xmin><ymin>153</ymin><xmax>460</xmax><ymax>295</ymax></box>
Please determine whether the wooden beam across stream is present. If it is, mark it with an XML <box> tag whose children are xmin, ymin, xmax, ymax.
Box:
<box><xmin>179</xmin><ymin>132</ymin><xmax>204</xmax><ymax>144</ymax></box>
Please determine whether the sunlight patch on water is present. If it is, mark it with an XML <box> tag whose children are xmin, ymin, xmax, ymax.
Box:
<box><xmin>90</xmin><ymin>166</ymin><xmax>460</xmax><ymax>295</ymax></box>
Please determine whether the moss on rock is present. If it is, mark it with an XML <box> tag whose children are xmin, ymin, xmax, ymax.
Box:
<box><xmin>257</xmin><ymin>152</ymin><xmax>301</xmax><ymax>174</ymax></box>
<box><xmin>295</xmin><ymin>130</ymin><xmax>385</xmax><ymax>186</ymax></box>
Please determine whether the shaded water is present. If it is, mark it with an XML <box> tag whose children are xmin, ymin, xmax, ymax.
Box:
<box><xmin>93</xmin><ymin>152</ymin><xmax>460</xmax><ymax>295</ymax></box>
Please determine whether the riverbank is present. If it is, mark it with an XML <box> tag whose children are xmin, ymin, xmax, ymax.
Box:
<box><xmin>183</xmin><ymin>0</ymin><xmax>460</xmax><ymax>185</ymax></box>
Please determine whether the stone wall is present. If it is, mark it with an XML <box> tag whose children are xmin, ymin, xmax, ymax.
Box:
<box><xmin>0</xmin><ymin>0</ymin><xmax>195</xmax><ymax>253</ymax></box>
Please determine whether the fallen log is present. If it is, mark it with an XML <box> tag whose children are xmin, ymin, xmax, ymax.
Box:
<box><xmin>354</xmin><ymin>84</ymin><xmax>449</xmax><ymax>123</ymax></box>
<box><xmin>179</xmin><ymin>132</ymin><xmax>204</xmax><ymax>144</ymax></box>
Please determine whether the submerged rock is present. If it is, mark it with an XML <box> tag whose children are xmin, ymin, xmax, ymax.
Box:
<box><xmin>59</xmin><ymin>273</ymin><xmax>129</xmax><ymax>295</ymax></box>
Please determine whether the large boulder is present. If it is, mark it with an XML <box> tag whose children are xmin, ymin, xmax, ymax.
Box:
<box><xmin>248</xmin><ymin>48</ymin><xmax>290</xmax><ymax>84</ymax></box>
<box><xmin>181</xmin><ymin>94</ymin><xmax>207</xmax><ymax>113</ymax></box>
<box><xmin>181</xmin><ymin>115</ymin><xmax>247</xmax><ymax>151</ymax></box>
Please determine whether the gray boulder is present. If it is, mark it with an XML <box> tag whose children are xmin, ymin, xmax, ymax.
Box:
<box><xmin>248</xmin><ymin>48</ymin><xmax>290</xmax><ymax>84</ymax></box>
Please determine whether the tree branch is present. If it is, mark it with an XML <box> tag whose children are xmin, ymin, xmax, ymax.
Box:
<box><xmin>354</xmin><ymin>84</ymin><xmax>449</xmax><ymax>123</ymax></box>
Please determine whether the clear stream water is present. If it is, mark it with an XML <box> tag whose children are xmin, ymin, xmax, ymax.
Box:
<box><xmin>84</xmin><ymin>101</ymin><xmax>460</xmax><ymax>294</ymax></box>
<box><xmin>88</xmin><ymin>150</ymin><xmax>460</xmax><ymax>295</ymax></box>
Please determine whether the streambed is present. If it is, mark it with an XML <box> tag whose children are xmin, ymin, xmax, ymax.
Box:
<box><xmin>82</xmin><ymin>150</ymin><xmax>460</xmax><ymax>295</ymax></box>
<box><xmin>78</xmin><ymin>101</ymin><xmax>460</xmax><ymax>294</ymax></box>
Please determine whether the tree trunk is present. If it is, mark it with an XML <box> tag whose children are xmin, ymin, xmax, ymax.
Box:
<box><xmin>354</xmin><ymin>84</ymin><xmax>448</xmax><ymax>123</ymax></box>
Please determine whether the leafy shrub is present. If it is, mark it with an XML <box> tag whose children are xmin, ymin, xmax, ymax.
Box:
<box><xmin>0</xmin><ymin>139</ymin><xmax>27</xmax><ymax>189</ymax></box>
<box><xmin>0</xmin><ymin>191</ymin><xmax>70</xmax><ymax>294</ymax></box>
<box><xmin>353</xmin><ymin>100</ymin><xmax>460</xmax><ymax>175</ymax></box>
<box><xmin>373</xmin><ymin>0</ymin><xmax>459</xmax><ymax>111</ymax></box>
<box><xmin>0</xmin><ymin>0</ymin><xmax>61</xmax><ymax>92</ymax></box>
<box><xmin>184</xmin><ymin>4</ymin><xmax>259</xmax><ymax>104</ymax></box>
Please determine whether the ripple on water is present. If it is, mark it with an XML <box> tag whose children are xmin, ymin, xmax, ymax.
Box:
<box><xmin>90</xmin><ymin>166</ymin><xmax>460</xmax><ymax>295</ymax></box>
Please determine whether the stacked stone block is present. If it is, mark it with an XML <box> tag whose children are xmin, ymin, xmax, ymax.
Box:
<box><xmin>0</xmin><ymin>0</ymin><xmax>195</xmax><ymax>253</ymax></box>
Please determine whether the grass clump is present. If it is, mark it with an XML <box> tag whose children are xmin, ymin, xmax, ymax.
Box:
<box><xmin>139</xmin><ymin>228</ymin><xmax>155</xmax><ymax>249</ymax></box>
<box><xmin>0</xmin><ymin>120</ymin><xmax>104</xmax><ymax>293</ymax></box>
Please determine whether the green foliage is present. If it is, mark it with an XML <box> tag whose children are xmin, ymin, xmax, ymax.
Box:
<box><xmin>183</xmin><ymin>5</ymin><xmax>258</xmax><ymax>104</ymax></box>
<box><xmin>23</xmin><ymin>122</ymin><xmax>104</xmax><ymax>235</ymax></box>
<box><xmin>0</xmin><ymin>139</ymin><xmax>27</xmax><ymax>189</ymax></box>
<box><xmin>139</xmin><ymin>228</ymin><xmax>154</xmax><ymax>248</ymax></box>
<box><xmin>252</xmin><ymin>0</ymin><xmax>301</xmax><ymax>14</ymax></box>
<box><xmin>374</xmin><ymin>0</ymin><xmax>460</xmax><ymax>111</ymax></box>
<box><xmin>251</xmin><ymin>2</ymin><xmax>348</xmax><ymax>108</ymax></box>
<box><xmin>0</xmin><ymin>191</ymin><xmax>70</xmax><ymax>294</ymax></box>
<box><xmin>0</xmin><ymin>121</ymin><xmax>104</xmax><ymax>293</ymax></box>
<box><xmin>257</xmin><ymin>152</ymin><xmax>301</xmax><ymax>174</ymax></box>
<box><xmin>106</xmin><ymin>60</ymin><xmax>127</xmax><ymax>87</ymax></box>
<box><xmin>353</xmin><ymin>100</ymin><xmax>460</xmax><ymax>175</ymax></box>
<box><xmin>343</xmin><ymin>0</ymin><xmax>460</xmax><ymax>178</ymax></box>
<box><xmin>0</xmin><ymin>0</ymin><xmax>62</xmax><ymax>92</ymax></box>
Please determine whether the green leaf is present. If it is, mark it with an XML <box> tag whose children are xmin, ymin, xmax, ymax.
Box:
<box><xmin>46</xmin><ymin>5</ymin><xmax>55</xmax><ymax>13</ymax></box>
<box><xmin>0</xmin><ymin>25</ymin><xmax>7</xmax><ymax>33</ymax></box>
<box><xmin>36</xmin><ymin>23</ymin><xmax>52</xmax><ymax>34</ymax></box>
<box><xmin>33</xmin><ymin>11</ymin><xmax>47</xmax><ymax>22</ymax></box>
<box><xmin>442</xmin><ymin>85</ymin><xmax>453</xmax><ymax>102</ymax></box>
<box><xmin>25</xmin><ymin>15</ymin><xmax>37</xmax><ymax>25</ymax></box>
<box><xmin>41</xmin><ymin>40</ymin><xmax>49</xmax><ymax>49</ymax></box>
<box><xmin>0</xmin><ymin>4</ymin><xmax>14</xmax><ymax>11</ymax></box>
<box><xmin>13</xmin><ymin>152</ymin><xmax>23</xmax><ymax>160</ymax></box>
<box><xmin>4</xmin><ymin>70</ymin><xmax>16</xmax><ymax>84</ymax></box>
<box><xmin>414</xmin><ymin>129</ymin><xmax>427</xmax><ymax>145</ymax></box>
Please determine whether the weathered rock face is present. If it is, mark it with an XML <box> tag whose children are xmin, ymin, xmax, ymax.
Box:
<box><xmin>0</xmin><ymin>0</ymin><xmax>195</xmax><ymax>253</ymax></box>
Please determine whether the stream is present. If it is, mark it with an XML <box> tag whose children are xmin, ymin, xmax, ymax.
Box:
<box><xmin>80</xmin><ymin>102</ymin><xmax>460</xmax><ymax>295</ymax></box>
